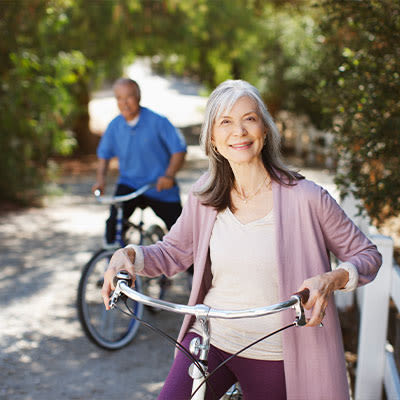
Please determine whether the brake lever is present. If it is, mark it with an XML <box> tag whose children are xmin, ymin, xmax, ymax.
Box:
<box><xmin>291</xmin><ymin>288</ymin><xmax>309</xmax><ymax>327</ymax></box>
<box><xmin>109</xmin><ymin>288</ymin><xmax>121</xmax><ymax>310</ymax></box>
<box><xmin>292</xmin><ymin>296</ymin><xmax>307</xmax><ymax>326</ymax></box>
<box><xmin>108</xmin><ymin>270</ymin><xmax>133</xmax><ymax>309</ymax></box>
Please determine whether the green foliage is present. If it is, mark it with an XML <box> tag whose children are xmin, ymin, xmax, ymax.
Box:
<box><xmin>0</xmin><ymin>48</ymin><xmax>87</xmax><ymax>203</ymax></box>
<box><xmin>314</xmin><ymin>0</ymin><xmax>400</xmax><ymax>224</ymax></box>
<box><xmin>0</xmin><ymin>1</ymin><xmax>88</xmax><ymax>204</ymax></box>
<box><xmin>147</xmin><ymin>1</ymin><xmax>322</xmax><ymax>117</ymax></box>
<box><xmin>0</xmin><ymin>0</ymin><xmax>129</xmax><ymax>204</ymax></box>
<box><xmin>252</xmin><ymin>5</ymin><xmax>323</xmax><ymax>116</ymax></box>
<box><xmin>2</xmin><ymin>0</ymin><xmax>398</xmax><ymax>225</ymax></box>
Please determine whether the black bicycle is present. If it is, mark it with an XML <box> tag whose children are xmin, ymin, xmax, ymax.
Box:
<box><xmin>77</xmin><ymin>184</ymin><xmax>167</xmax><ymax>350</ymax></box>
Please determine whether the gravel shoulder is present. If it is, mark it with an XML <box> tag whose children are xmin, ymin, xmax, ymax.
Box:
<box><xmin>0</xmin><ymin>148</ymin><xmax>208</xmax><ymax>400</ymax></box>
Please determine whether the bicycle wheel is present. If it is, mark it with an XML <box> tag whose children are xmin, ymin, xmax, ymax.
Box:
<box><xmin>141</xmin><ymin>224</ymin><xmax>170</xmax><ymax>302</ymax></box>
<box><xmin>77</xmin><ymin>249</ymin><xmax>144</xmax><ymax>350</ymax></box>
<box><xmin>142</xmin><ymin>224</ymin><xmax>165</xmax><ymax>245</ymax></box>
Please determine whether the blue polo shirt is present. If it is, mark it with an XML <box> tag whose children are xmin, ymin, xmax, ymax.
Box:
<box><xmin>97</xmin><ymin>107</ymin><xmax>187</xmax><ymax>202</ymax></box>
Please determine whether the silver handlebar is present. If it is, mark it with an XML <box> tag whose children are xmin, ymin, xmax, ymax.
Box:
<box><xmin>110</xmin><ymin>276</ymin><xmax>307</xmax><ymax>326</ymax></box>
<box><xmin>94</xmin><ymin>183</ymin><xmax>156</xmax><ymax>205</ymax></box>
<box><xmin>110</xmin><ymin>271</ymin><xmax>307</xmax><ymax>399</ymax></box>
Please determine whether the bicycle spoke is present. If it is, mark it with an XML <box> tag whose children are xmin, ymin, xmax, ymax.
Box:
<box><xmin>77</xmin><ymin>249</ymin><xmax>143</xmax><ymax>350</ymax></box>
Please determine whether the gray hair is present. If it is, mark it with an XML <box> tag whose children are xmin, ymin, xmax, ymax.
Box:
<box><xmin>113</xmin><ymin>78</ymin><xmax>141</xmax><ymax>103</ymax></box>
<box><xmin>197</xmin><ymin>79</ymin><xmax>302</xmax><ymax>210</ymax></box>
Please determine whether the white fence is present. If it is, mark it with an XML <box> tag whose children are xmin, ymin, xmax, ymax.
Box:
<box><xmin>354</xmin><ymin>235</ymin><xmax>400</xmax><ymax>400</ymax></box>
<box><xmin>336</xmin><ymin>197</ymin><xmax>400</xmax><ymax>400</ymax></box>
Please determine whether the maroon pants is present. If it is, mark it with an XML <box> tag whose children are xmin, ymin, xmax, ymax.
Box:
<box><xmin>158</xmin><ymin>332</ymin><xmax>287</xmax><ymax>400</ymax></box>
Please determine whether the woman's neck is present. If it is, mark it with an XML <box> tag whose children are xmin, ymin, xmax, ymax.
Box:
<box><xmin>230</xmin><ymin>160</ymin><xmax>268</xmax><ymax>196</ymax></box>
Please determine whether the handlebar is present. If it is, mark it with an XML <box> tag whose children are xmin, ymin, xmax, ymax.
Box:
<box><xmin>110</xmin><ymin>270</ymin><xmax>309</xmax><ymax>326</ymax></box>
<box><xmin>94</xmin><ymin>183</ymin><xmax>156</xmax><ymax>205</ymax></box>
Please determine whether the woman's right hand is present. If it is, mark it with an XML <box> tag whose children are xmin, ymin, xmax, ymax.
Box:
<box><xmin>101</xmin><ymin>247</ymin><xmax>137</xmax><ymax>310</ymax></box>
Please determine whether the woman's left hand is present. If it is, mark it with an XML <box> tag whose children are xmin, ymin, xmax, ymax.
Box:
<box><xmin>298</xmin><ymin>269</ymin><xmax>349</xmax><ymax>327</ymax></box>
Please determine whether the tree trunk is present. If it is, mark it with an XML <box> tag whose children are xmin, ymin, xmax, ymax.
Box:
<box><xmin>73</xmin><ymin>76</ymin><xmax>100</xmax><ymax>155</ymax></box>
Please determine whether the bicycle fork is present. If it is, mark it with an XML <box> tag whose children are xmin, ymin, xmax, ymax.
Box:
<box><xmin>189</xmin><ymin>316</ymin><xmax>210</xmax><ymax>400</ymax></box>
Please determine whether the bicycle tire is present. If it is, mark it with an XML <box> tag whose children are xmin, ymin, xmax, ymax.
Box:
<box><xmin>77</xmin><ymin>248</ymin><xmax>144</xmax><ymax>350</ymax></box>
<box><xmin>142</xmin><ymin>224</ymin><xmax>165</xmax><ymax>245</ymax></box>
<box><xmin>141</xmin><ymin>224</ymin><xmax>170</xmax><ymax>302</ymax></box>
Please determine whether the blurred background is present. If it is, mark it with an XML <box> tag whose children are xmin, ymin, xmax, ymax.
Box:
<box><xmin>0</xmin><ymin>1</ymin><xmax>399</xmax><ymax>399</ymax></box>
<box><xmin>1</xmin><ymin>0</ymin><xmax>399</xmax><ymax>232</ymax></box>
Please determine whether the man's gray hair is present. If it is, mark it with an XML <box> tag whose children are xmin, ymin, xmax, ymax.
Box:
<box><xmin>113</xmin><ymin>78</ymin><xmax>141</xmax><ymax>103</ymax></box>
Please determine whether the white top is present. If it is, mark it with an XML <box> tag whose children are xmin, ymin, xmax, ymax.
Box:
<box><xmin>191</xmin><ymin>207</ymin><xmax>284</xmax><ymax>360</ymax></box>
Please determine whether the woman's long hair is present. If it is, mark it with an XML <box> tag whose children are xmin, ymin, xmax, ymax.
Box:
<box><xmin>196</xmin><ymin>79</ymin><xmax>303</xmax><ymax>211</ymax></box>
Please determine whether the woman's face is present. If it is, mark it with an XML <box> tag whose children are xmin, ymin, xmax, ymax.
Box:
<box><xmin>211</xmin><ymin>96</ymin><xmax>265</xmax><ymax>167</ymax></box>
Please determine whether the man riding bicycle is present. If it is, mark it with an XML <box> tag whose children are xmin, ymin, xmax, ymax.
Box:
<box><xmin>92</xmin><ymin>78</ymin><xmax>187</xmax><ymax>247</ymax></box>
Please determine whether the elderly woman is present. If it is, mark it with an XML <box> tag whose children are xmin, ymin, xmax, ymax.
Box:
<box><xmin>102</xmin><ymin>80</ymin><xmax>381</xmax><ymax>399</ymax></box>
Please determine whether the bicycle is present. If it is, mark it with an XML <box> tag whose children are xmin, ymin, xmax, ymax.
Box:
<box><xmin>77</xmin><ymin>183</ymin><xmax>167</xmax><ymax>350</ymax></box>
<box><xmin>109</xmin><ymin>270</ymin><xmax>310</xmax><ymax>400</ymax></box>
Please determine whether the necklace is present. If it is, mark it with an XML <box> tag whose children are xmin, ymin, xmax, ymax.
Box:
<box><xmin>234</xmin><ymin>175</ymin><xmax>269</xmax><ymax>203</ymax></box>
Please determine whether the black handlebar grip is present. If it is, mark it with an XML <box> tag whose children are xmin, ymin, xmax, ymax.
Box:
<box><xmin>293</xmin><ymin>288</ymin><xmax>310</xmax><ymax>304</ymax></box>
<box><xmin>113</xmin><ymin>270</ymin><xmax>133</xmax><ymax>288</ymax></box>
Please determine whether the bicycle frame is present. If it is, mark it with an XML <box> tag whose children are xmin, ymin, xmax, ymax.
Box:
<box><xmin>94</xmin><ymin>183</ymin><xmax>156</xmax><ymax>248</ymax></box>
<box><xmin>110</xmin><ymin>271</ymin><xmax>309</xmax><ymax>400</ymax></box>
<box><xmin>77</xmin><ymin>183</ymin><xmax>165</xmax><ymax>351</ymax></box>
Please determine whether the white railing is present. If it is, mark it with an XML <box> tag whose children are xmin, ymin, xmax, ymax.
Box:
<box><xmin>336</xmin><ymin>195</ymin><xmax>400</xmax><ymax>400</ymax></box>
<box><xmin>355</xmin><ymin>235</ymin><xmax>400</xmax><ymax>400</ymax></box>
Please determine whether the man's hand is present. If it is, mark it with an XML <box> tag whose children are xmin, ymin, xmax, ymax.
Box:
<box><xmin>93</xmin><ymin>158</ymin><xmax>109</xmax><ymax>195</ymax></box>
<box><xmin>101</xmin><ymin>247</ymin><xmax>137</xmax><ymax>310</ymax></box>
<box><xmin>92</xmin><ymin>181</ymin><xmax>105</xmax><ymax>195</ymax></box>
<box><xmin>156</xmin><ymin>176</ymin><xmax>175</xmax><ymax>192</ymax></box>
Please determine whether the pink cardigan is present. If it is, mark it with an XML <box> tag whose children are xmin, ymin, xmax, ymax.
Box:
<box><xmin>140</xmin><ymin>174</ymin><xmax>381</xmax><ymax>399</ymax></box>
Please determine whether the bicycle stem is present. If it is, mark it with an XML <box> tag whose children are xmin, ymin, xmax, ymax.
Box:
<box><xmin>188</xmin><ymin>316</ymin><xmax>211</xmax><ymax>400</ymax></box>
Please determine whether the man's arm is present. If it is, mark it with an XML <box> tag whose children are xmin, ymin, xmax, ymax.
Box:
<box><xmin>92</xmin><ymin>158</ymin><xmax>110</xmax><ymax>194</ymax></box>
<box><xmin>156</xmin><ymin>151</ymin><xmax>186</xmax><ymax>192</ymax></box>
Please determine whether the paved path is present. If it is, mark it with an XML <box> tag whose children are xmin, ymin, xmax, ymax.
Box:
<box><xmin>0</xmin><ymin>158</ymin><xmax>335</xmax><ymax>400</ymax></box>
<box><xmin>0</xmin><ymin>59</ymin><xmax>336</xmax><ymax>400</ymax></box>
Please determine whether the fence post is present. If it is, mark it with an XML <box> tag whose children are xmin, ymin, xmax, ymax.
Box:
<box><xmin>355</xmin><ymin>234</ymin><xmax>393</xmax><ymax>400</ymax></box>
<box><xmin>324</xmin><ymin>131</ymin><xmax>335</xmax><ymax>170</ymax></box>
<box><xmin>306</xmin><ymin>126</ymin><xmax>317</xmax><ymax>165</ymax></box>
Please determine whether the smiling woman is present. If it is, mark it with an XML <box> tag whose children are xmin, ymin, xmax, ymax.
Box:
<box><xmin>212</xmin><ymin>97</ymin><xmax>265</xmax><ymax>167</ymax></box>
<box><xmin>198</xmin><ymin>80</ymin><xmax>302</xmax><ymax>213</ymax></box>
<box><xmin>211</xmin><ymin>96</ymin><xmax>272</xmax><ymax>221</ymax></box>
<box><xmin>102</xmin><ymin>79</ymin><xmax>382</xmax><ymax>400</ymax></box>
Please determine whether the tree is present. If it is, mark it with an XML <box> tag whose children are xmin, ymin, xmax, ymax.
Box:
<box><xmin>147</xmin><ymin>0</ymin><xmax>320</xmax><ymax>117</ymax></box>
<box><xmin>0</xmin><ymin>0</ymin><xmax>139</xmax><ymax>204</ymax></box>
<box><xmin>0</xmin><ymin>0</ymin><xmax>89</xmax><ymax>204</ymax></box>
<box><xmin>314</xmin><ymin>0</ymin><xmax>400</xmax><ymax>225</ymax></box>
